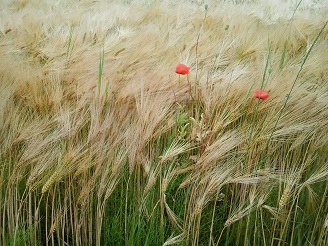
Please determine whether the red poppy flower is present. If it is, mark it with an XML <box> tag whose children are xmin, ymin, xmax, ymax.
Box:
<box><xmin>175</xmin><ymin>64</ymin><xmax>190</xmax><ymax>75</ymax></box>
<box><xmin>254</xmin><ymin>90</ymin><xmax>270</xmax><ymax>100</ymax></box>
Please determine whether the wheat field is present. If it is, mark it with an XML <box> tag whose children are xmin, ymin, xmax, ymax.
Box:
<box><xmin>1</xmin><ymin>0</ymin><xmax>328</xmax><ymax>245</ymax></box>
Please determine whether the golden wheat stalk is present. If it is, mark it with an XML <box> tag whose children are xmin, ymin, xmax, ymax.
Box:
<box><xmin>42</xmin><ymin>171</ymin><xmax>61</xmax><ymax>194</ymax></box>
<box><xmin>49</xmin><ymin>213</ymin><xmax>61</xmax><ymax>235</ymax></box>
<box><xmin>279</xmin><ymin>185</ymin><xmax>292</xmax><ymax>210</ymax></box>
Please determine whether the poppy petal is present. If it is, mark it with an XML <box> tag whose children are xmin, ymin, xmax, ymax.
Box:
<box><xmin>254</xmin><ymin>90</ymin><xmax>270</xmax><ymax>100</ymax></box>
<box><xmin>175</xmin><ymin>64</ymin><xmax>190</xmax><ymax>75</ymax></box>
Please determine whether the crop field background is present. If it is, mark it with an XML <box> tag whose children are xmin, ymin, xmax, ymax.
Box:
<box><xmin>1</xmin><ymin>0</ymin><xmax>328</xmax><ymax>245</ymax></box>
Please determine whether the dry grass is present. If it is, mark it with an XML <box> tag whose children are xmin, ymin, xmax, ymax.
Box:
<box><xmin>1</xmin><ymin>0</ymin><xmax>328</xmax><ymax>245</ymax></box>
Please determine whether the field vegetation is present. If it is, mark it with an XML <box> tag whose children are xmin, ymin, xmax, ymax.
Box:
<box><xmin>1</xmin><ymin>0</ymin><xmax>328</xmax><ymax>245</ymax></box>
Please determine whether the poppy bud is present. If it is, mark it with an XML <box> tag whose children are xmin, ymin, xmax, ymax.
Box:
<box><xmin>254</xmin><ymin>90</ymin><xmax>270</xmax><ymax>100</ymax></box>
<box><xmin>175</xmin><ymin>64</ymin><xmax>190</xmax><ymax>75</ymax></box>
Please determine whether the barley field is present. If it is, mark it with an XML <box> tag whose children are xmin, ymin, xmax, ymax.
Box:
<box><xmin>1</xmin><ymin>0</ymin><xmax>328</xmax><ymax>245</ymax></box>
